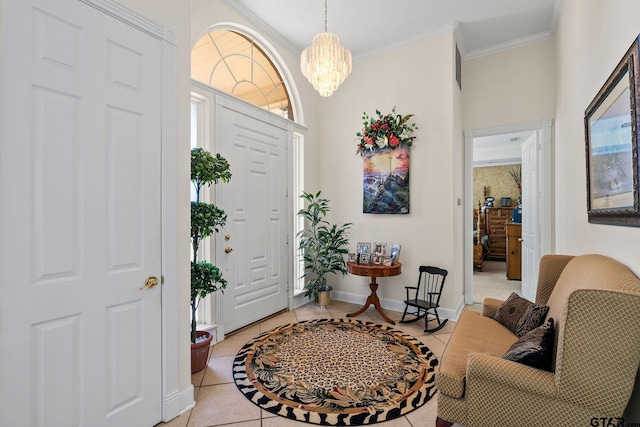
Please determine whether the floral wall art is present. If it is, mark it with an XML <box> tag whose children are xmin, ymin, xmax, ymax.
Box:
<box><xmin>356</xmin><ymin>108</ymin><xmax>418</xmax><ymax>214</ymax></box>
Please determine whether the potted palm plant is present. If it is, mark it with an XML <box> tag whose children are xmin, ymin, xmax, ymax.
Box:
<box><xmin>297</xmin><ymin>191</ymin><xmax>352</xmax><ymax>306</ymax></box>
<box><xmin>190</xmin><ymin>147</ymin><xmax>231</xmax><ymax>373</ymax></box>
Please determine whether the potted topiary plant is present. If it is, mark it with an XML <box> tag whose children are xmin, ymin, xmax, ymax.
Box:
<box><xmin>297</xmin><ymin>191</ymin><xmax>352</xmax><ymax>306</ymax></box>
<box><xmin>190</xmin><ymin>147</ymin><xmax>231</xmax><ymax>373</ymax></box>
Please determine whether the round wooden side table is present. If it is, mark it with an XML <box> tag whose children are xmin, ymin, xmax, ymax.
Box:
<box><xmin>346</xmin><ymin>261</ymin><xmax>402</xmax><ymax>324</ymax></box>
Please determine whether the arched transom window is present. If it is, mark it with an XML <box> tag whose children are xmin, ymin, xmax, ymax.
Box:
<box><xmin>192</xmin><ymin>29</ymin><xmax>293</xmax><ymax>121</ymax></box>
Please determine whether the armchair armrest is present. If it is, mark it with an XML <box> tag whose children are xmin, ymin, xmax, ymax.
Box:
<box><xmin>482</xmin><ymin>298</ymin><xmax>503</xmax><ymax>318</ymax></box>
<box><xmin>466</xmin><ymin>352</ymin><xmax>557</xmax><ymax>399</ymax></box>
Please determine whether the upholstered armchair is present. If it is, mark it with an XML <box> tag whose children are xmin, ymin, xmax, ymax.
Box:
<box><xmin>436</xmin><ymin>254</ymin><xmax>640</xmax><ymax>427</ymax></box>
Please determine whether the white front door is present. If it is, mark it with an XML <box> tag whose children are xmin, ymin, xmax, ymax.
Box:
<box><xmin>521</xmin><ymin>133</ymin><xmax>539</xmax><ymax>301</ymax></box>
<box><xmin>0</xmin><ymin>1</ymin><xmax>163</xmax><ymax>425</ymax></box>
<box><xmin>215</xmin><ymin>96</ymin><xmax>289</xmax><ymax>333</ymax></box>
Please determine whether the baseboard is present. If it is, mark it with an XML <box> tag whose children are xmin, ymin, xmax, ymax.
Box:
<box><xmin>331</xmin><ymin>291</ymin><xmax>465</xmax><ymax>322</ymax></box>
<box><xmin>163</xmin><ymin>384</ymin><xmax>195</xmax><ymax>422</ymax></box>
<box><xmin>197</xmin><ymin>323</ymin><xmax>223</xmax><ymax>345</ymax></box>
<box><xmin>292</xmin><ymin>291</ymin><xmax>312</xmax><ymax>309</ymax></box>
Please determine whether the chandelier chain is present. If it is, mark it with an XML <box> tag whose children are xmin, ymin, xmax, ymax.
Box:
<box><xmin>324</xmin><ymin>0</ymin><xmax>328</xmax><ymax>32</ymax></box>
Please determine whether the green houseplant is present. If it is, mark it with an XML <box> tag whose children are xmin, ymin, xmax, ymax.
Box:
<box><xmin>190</xmin><ymin>147</ymin><xmax>231</xmax><ymax>373</ymax></box>
<box><xmin>297</xmin><ymin>191</ymin><xmax>352</xmax><ymax>303</ymax></box>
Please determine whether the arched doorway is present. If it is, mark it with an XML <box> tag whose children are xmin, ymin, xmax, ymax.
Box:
<box><xmin>190</xmin><ymin>24</ymin><xmax>306</xmax><ymax>335</ymax></box>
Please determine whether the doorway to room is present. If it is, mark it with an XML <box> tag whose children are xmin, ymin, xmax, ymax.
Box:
<box><xmin>464</xmin><ymin>120</ymin><xmax>553</xmax><ymax>305</ymax></box>
<box><xmin>471</xmin><ymin>133</ymin><xmax>525</xmax><ymax>303</ymax></box>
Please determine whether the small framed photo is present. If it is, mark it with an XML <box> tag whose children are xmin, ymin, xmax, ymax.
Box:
<box><xmin>356</xmin><ymin>242</ymin><xmax>371</xmax><ymax>254</ymax></box>
<box><xmin>348</xmin><ymin>253</ymin><xmax>356</xmax><ymax>262</ymax></box>
<box><xmin>382</xmin><ymin>256</ymin><xmax>392</xmax><ymax>266</ymax></box>
<box><xmin>390</xmin><ymin>244</ymin><xmax>401</xmax><ymax>265</ymax></box>
<box><xmin>371</xmin><ymin>255</ymin><xmax>381</xmax><ymax>265</ymax></box>
<box><xmin>373</xmin><ymin>242</ymin><xmax>387</xmax><ymax>257</ymax></box>
<box><xmin>359</xmin><ymin>253</ymin><xmax>370</xmax><ymax>265</ymax></box>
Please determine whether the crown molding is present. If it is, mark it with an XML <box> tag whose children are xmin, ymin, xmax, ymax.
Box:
<box><xmin>464</xmin><ymin>30</ymin><xmax>553</xmax><ymax>60</ymax></box>
<box><xmin>355</xmin><ymin>22</ymin><xmax>456</xmax><ymax>62</ymax></box>
<box><xmin>549</xmin><ymin>0</ymin><xmax>564</xmax><ymax>35</ymax></box>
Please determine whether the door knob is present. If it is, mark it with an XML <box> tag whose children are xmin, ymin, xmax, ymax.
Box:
<box><xmin>225</xmin><ymin>247</ymin><xmax>233</xmax><ymax>253</ymax></box>
<box><xmin>140</xmin><ymin>276</ymin><xmax>159</xmax><ymax>291</ymax></box>
<box><xmin>518</xmin><ymin>238</ymin><xmax>524</xmax><ymax>242</ymax></box>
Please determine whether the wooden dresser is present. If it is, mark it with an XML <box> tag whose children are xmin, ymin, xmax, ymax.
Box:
<box><xmin>505</xmin><ymin>223</ymin><xmax>522</xmax><ymax>280</ymax></box>
<box><xmin>484</xmin><ymin>207</ymin><xmax>513</xmax><ymax>261</ymax></box>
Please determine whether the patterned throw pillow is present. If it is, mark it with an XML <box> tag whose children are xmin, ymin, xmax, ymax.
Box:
<box><xmin>514</xmin><ymin>303</ymin><xmax>549</xmax><ymax>338</ymax></box>
<box><xmin>503</xmin><ymin>318</ymin><xmax>555</xmax><ymax>371</ymax></box>
<box><xmin>493</xmin><ymin>292</ymin><xmax>532</xmax><ymax>333</ymax></box>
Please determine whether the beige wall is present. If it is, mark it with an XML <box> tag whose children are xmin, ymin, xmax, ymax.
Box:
<box><xmin>317</xmin><ymin>32</ymin><xmax>465</xmax><ymax>313</ymax></box>
<box><xmin>554</xmin><ymin>1</ymin><xmax>640</xmax><ymax>418</ymax></box>
<box><xmin>463</xmin><ymin>38</ymin><xmax>556</xmax><ymax>130</ymax></box>
<box><xmin>473</xmin><ymin>164</ymin><xmax>521</xmax><ymax>207</ymax></box>
<box><xmin>554</xmin><ymin>0</ymin><xmax>640</xmax><ymax>270</ymax></box>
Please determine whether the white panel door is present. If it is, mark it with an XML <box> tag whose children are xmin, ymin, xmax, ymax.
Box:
<box><xmin>521</xmin><ymin>134</ymin><xmax>539</xmax><ymax>301</ymax></box>
<box><xmin>216</xmin><ymin>100</ymin><xmax>289</xmax><ymax>333</ymax></box>
<box><xmin>0</xmin><ymin>1</ymin><xmax>163</xmax><ymax>426</ymax></box>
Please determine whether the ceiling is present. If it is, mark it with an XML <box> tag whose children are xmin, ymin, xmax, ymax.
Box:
<box><xmin>217</xmin><ymin>0</ymin><xmax>560</xmax><ymax>159</ymax></box>
<box><xmin>473</xmin><ymin>130</ymin><xmax>534</xmax><ymax>166</ymax></box>
<box><xmin>222</xmin><ymin>0</ymin><xmax>561</xmax><ymax>60</ymax></box>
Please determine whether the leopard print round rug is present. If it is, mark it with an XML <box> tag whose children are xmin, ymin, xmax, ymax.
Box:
<box><xmin>233</xmin><ymin>318</ymin><xmax>438</xmax><ymax>425</ymax></box>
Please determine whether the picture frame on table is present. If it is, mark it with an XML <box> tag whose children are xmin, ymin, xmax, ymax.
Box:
<box><xmin>371</xmin><ymin>255</ymin><xmax>381</xmax><ymax>265</ymax></box>
<box><xmin>359</xmin><ymin>253</ymin><xmax>370</xmax><ymax>265</ymax></box>
<box><xmin>373</xmin><ymin>242</ymin><xmax>387</xmax><ymax>257</ymax></box>
<box><xmin>584</xmin><ymin>34</ymin><xmax>640</xmax><ymax>227</ymax></box>
<box><xmin>382</xmin><ymin>256</ymin><xmax>392</xmax><ymax>266</ymax></box>
<box><xmin>389</xmin><ymin>244</ymin><xmax>401</xmax><ymax>265</ymax></box>
<box><xmin>348</xmin><ymin>253</ymin><xmax>356</xmax><ymax>263</ymax></box>
<box><xmin>357</xmin><ymin>242</ymin><xmax>371</xmax><ymax>255</ymax></box>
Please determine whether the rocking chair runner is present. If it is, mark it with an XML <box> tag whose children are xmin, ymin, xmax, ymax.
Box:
<box><xmin>400</xmin><ymin>265</ymin><xmax>448</xmax><ymax>332</ymax></box>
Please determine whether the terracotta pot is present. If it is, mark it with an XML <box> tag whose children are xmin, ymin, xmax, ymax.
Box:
<box><xmin>191</xmin><ymin>330</ymin><xmax>213</xmax><ymax>374</ymax></box>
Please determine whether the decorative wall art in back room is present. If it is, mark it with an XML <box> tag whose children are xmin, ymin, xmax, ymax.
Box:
<box><xmin>356</xmin><ymin>107</ymin><xmax>418</xmax><ymax>214</ymax></box>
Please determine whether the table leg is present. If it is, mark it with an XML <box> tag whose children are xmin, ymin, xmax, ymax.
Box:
<box><xmin>347</xmin><ymin>278</ymin><xmax>396</xmax><ymax>324</ymax></box>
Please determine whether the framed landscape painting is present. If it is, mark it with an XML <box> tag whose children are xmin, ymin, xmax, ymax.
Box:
<box><xmin>362</xmin><ymin>143</ymin><xmax>410</xmax><ymax>214</ymax></box>
<box><xmin>585</xmin><ymin>35</ymin><xmax>640</xmax><ymax>226</ymax></box>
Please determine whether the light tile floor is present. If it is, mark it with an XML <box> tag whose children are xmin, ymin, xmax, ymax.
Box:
<box><xmin>156</xmin><ymin>300</ymin><xmax>462</xmax><ymax>427</ymax></box>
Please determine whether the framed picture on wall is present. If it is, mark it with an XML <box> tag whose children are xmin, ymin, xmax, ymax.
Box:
<box><xmin>584</xmin><ymin>34</ymin><xmax>640</xmax><ymax>226</ymax></box>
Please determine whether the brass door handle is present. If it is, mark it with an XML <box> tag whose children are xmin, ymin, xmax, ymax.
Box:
<box><xmin>225</xmin><ymin>247</ymin><xmax>233</xmax><ymax>253</ymax></box>
<box><xmin>140</xmin><ymin>276</ymin><xmax>159</xmax><ymax>291</ymax></box>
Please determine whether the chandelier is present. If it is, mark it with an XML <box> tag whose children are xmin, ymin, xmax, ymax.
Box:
<box><xmin>300</xmin><ymin>0</ymin><xmax>352</xmax><ymax>97</ymax></box>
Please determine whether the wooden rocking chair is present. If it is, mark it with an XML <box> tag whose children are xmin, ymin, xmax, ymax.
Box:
<box><xmin>399</xmin><ymin>265</ymin><xmax>449</xmax><ymax>333</ymax></box>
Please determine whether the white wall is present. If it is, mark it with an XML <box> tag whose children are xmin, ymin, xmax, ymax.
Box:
<box><xmin>317</xmin><ymin>32</ymin><xmax>465</xmax><ymax>315</ymax></box>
